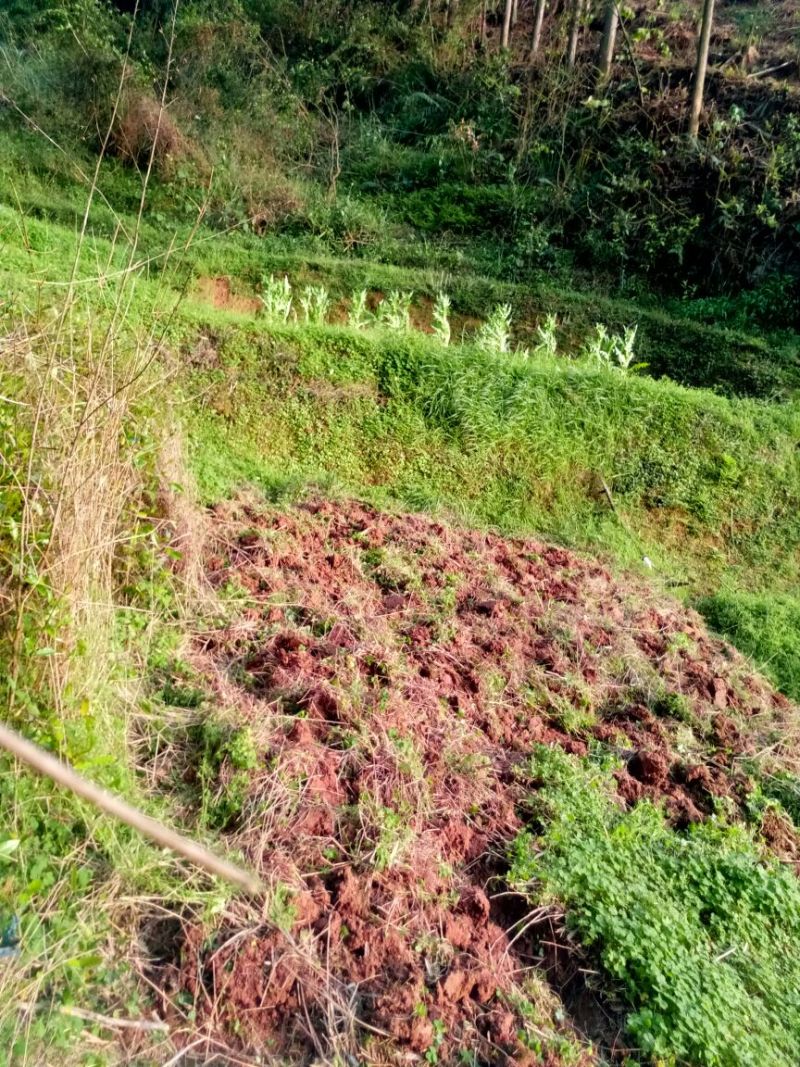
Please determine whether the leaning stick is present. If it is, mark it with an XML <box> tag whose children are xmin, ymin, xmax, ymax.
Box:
<box><xmin>0</xmin><ymin>721</ymin><xmax>263</xmax><ymax>895</ymax></box>
<box><xmin>19</xmin><ymin>1002</ymin><xmax>169</xmax><ymax>1033</ymax></box>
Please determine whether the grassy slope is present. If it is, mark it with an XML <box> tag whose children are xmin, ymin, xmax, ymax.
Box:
<box><xmin>3</xmin><ymin>134</ymin><xmax>800</xmax><ymax>694</ymax></box>
<box><xmin>2</xmin><ymin>123</ymin><xmax>798</xmax><ymax>400</ymax></box>
<box><xmin>182</xmin><ymin>314</ymin><xmax>800</xmax><ymax>591</ymax></box>
<box><xmin>3</xmin><ymin>113</ymin><xmax>800</xmax><ymax>1064</ymax></box>
<box><xmin>180</xmin><ymin>309</ymin><xmax>800</xmax><ymax>700</ymax></box>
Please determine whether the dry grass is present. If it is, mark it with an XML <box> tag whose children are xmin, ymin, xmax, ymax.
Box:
<box><xmin>112</xmin><ymin>91</ymin><xmax>188</xmax><ymax>172</ymax></box>
<box><xmin>0</xmin><ymin>299</ymin><xmax>189</xmax><ymax>1062</ymax></box>
<box><xmin>0</xmin><ymin>5</ymin><xmax>243</xmax><ymax>1060</ymax></box>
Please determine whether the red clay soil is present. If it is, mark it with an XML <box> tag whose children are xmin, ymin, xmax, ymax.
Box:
<box><xmin>151</xmin><ymin>496</ymin><xmax>799</xmax><ymax>1065</ymax></box>
<box><xmin>195</xmin><ymin>276</ymin><xmax>262</xmax><ymax>315</ymax></box>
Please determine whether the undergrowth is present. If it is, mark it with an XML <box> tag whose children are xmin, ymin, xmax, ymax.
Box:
<box><xmin>0</xmin><ymin>302</ymin><xmax>232</xmax><ymax>1062</ymax></box>
<box><xmin>510</xmin><ymin>747</ymin><xmax>800</xmax><ymax>1067</ymax></box>
<box><xmin>0</xmin><ymin>123</ymin><xmax>797</xmax><ymax>400</ymax></box>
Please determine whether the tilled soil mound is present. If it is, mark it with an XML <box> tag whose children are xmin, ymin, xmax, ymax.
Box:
<box><xmin>150</xmin><ymin>497</ymin><xmax>798</xmax><ymax>1064</ymax></box>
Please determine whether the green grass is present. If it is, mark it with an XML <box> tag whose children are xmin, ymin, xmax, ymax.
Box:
<box><xmin>184</xmin><ymin>318</ymin><xmax>800</xmax><ymax>602</ymax></box>
<box><xmin>510</xmin><ymin>746</ymin><xmax>800</xmax><ymax>1067</ymax></box>
<box><xmin>696</xmin><ymin>591</ymin><xmax>800</xmax><ymax>702</ymax></box>
<box><xmin>1</xmin><ymin>120</ymin><xmax>797</xmax><ymax>402</ymax></box>
<box><xmin>3</xmin><ymin>160</ymin><xmax>800</xmax><ymax>693</ymax></box>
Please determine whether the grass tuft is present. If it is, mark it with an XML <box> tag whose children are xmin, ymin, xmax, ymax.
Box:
<box><xmin>697</xmin><ymin>590</ymin><xmax>800</xmax><ymax>702</ymax></box>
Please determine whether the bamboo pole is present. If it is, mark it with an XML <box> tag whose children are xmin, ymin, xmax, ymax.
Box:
<box><xmin>598</xmin><ymin>0</ymin><xmax>619</xmax><ymax>79</ymax></box>
<box><xmin>689</xmin><ymin>0</ymin><xmax>716</xmax><ymax>139</ymax></box>
<box><xmin>530</xmin><ymin>0</ymin><xmax>547</xmax><ymax>55</ymax></box>
<box><xmin>567</xmin><ymin>0</ymin><xmax>585</xmax><ymax>68</ymax></box>
<box><xmin>0</xmin><ymin>721</ymin><xmax>263</xmax><ymax>895</ymax></box>
<box><xmin>501</xmin><ymin>0</ymin><xmax>514</xmax><ymax>48</ymax></box>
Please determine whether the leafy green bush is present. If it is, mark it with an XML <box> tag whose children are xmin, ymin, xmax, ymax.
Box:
<box><xmin>510</xmin><ymin>747</ymin><xmax>800</xmax><ymax>1067</ymax></box>
<box><xmin>696</xmin><ymin>591</ymin><xmax>800</xmax><ymax>702</ymax></box>
<box><xmin>760</xmin><ymin>773</ymin><xmax>800</xmax><ymax>829</ymax></box>
<box><xmin>401</xmin><ymin>182</ymin><xmax>536</xmax><ymax>235</ymax></box>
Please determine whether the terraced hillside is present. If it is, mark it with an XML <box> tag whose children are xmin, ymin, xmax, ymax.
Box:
<box><xmin>1</xmin><ymin>1</ymin><xmax>800</xmax><ymax>1064</ymax></box>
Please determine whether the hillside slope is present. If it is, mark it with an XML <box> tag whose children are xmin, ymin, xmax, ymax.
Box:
<box><xmin>2</xmin><ymin>2</ymin><xmax>800</xmax><ymax>1064</ymax></box>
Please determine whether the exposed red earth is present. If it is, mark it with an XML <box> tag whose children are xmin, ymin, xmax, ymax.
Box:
<box><xmin>147</xmin><ymin>497</ymin><xmax>799</xmax><ymax>1064</ymax></box>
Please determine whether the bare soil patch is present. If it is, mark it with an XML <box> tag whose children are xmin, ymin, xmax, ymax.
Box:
<box><xmin>149</xmin><ymin>496</ymin><xmax>798</xmax><ymax>1064</ymax></box>
<box><xmin>196</xmin><ymin>276</ymin><xmax>261</xmax><ymax>315</ymax></box>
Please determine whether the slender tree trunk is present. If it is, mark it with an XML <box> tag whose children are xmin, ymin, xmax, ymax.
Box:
<box><xmin>598</xmin><ymin>0</ymin><xmax>619</xmax><ymax>79</ymax></box>
<box><xmin>511</xmin><ymin>0</ymin><xmax>520</xmax><ymax>28</ymax></box>
<box><xmin>480</xmin><ymin>0</ymin><xmax>487</xmax><ymax>45</ymax></box>
<box><xmin>530</xmin><ymin>0</ymin><xmax>547</xmax><ymax>54</ymax></box>
<box><xmin>567</xmin><ymin>0</ymin><xmax>585</xmax><ymax>68</ymax></box>
<box><xmin>501</xmin><ymin>0</ymin><xmax>514</xmax><ymax>48</ymax></box>
<box><xmin>689</xmin><ymin>0</ymin><xmax>716</xmax><ymax>138</ymax></box>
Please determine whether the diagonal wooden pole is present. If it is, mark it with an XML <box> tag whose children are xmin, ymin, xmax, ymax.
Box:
<box><xmin>0</xmin><ymin>721</ymin><xmax>263</xmax><ymax>895</ymax></box>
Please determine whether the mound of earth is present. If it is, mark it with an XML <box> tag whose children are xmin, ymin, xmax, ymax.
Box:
<box><xmin>148</xmin><ymin>497</ymin><xmax>798</xmax><ymax>1064</ymax></box>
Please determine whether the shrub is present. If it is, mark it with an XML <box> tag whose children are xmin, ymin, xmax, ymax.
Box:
<box><xmin>111</xmin><ymin>91</ymin><xmax>188</xmax><ymax>171</ymax></box>
<box><xmin>401</xmin><ymin>182</ymin><xmax>532</xmax><ymax>235</ymax></box>
<box><xmin>304</xmin><ymin>192</ymin><xmax>391</xmax><ymax>251</ymax></box>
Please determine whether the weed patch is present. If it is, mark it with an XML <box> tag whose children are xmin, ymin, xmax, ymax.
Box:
<box><xmin>511</xmin><ymin>746</ymin><xmax>800</xmax><ymax>1066</ymax></box>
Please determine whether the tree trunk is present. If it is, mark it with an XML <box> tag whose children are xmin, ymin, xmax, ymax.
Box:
<box><xmin>598</xmin><ymin>0</ymin><xmax>619</xmax><ymax>79</ymax></box>
<box><xmin>480</xmin><ymin>0</ymin><xmax>487</xmax><ymax>45</ymax></box>
<box><xmin>501</xmin><ymin>0</ymin><xmax>514</xmax><ymax>48</ymax></box>
<box><xmin>689</xmin><ymin>0</ymin><xmax>716</xmax><ymax>138</ymax></box>
<box><xmin>566</xmin><ymin>0</ymin><xmax>585</xmax><ymax>68</ymax></box>
<box><xmin>511</xmin><ymin>0</ymin><xmax>520</xmax><ymax>28</ymax></box>
<box><xmin>531</xmin><ymin>0</ymin><xmax>547</xmax><ymax>55</ymax></box>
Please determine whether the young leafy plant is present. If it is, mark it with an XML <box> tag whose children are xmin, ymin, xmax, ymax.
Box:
<box><xmin>476</xmin><ymin>303</ymin><xmax>513</xmax><ymax>354</ymax></box>
<box><xmin>348</xmin><ymin>288</ymin><xmax>371</xmax><ymax>330</ymax></box>
<box><xmin>260</xmin><ymin>274</ymin><xmax>294</xmax><ymax>322</ymax></box>
<box><xmin>298</xmin><ymin>284</ymin><xmax>331</xmax><ymax>325</ymax></box>
<box><xmin>585</xmin><ymin>323</ymin><xmax>645</xmax><ymax>372</ymax></box>
<box><xmin>432</xmin><ymin>291</ymin><xmax>452</xmax><ymax>347</ymax></box>
<box><xmin>534</xmin><ymin>313</ymin><xmax>559</xmax><ymax>358</ymax></box>
<box><xmin>378</xmin><ymin>290</ymin><xmax>413</xmax><ymax>332</ymax></box>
